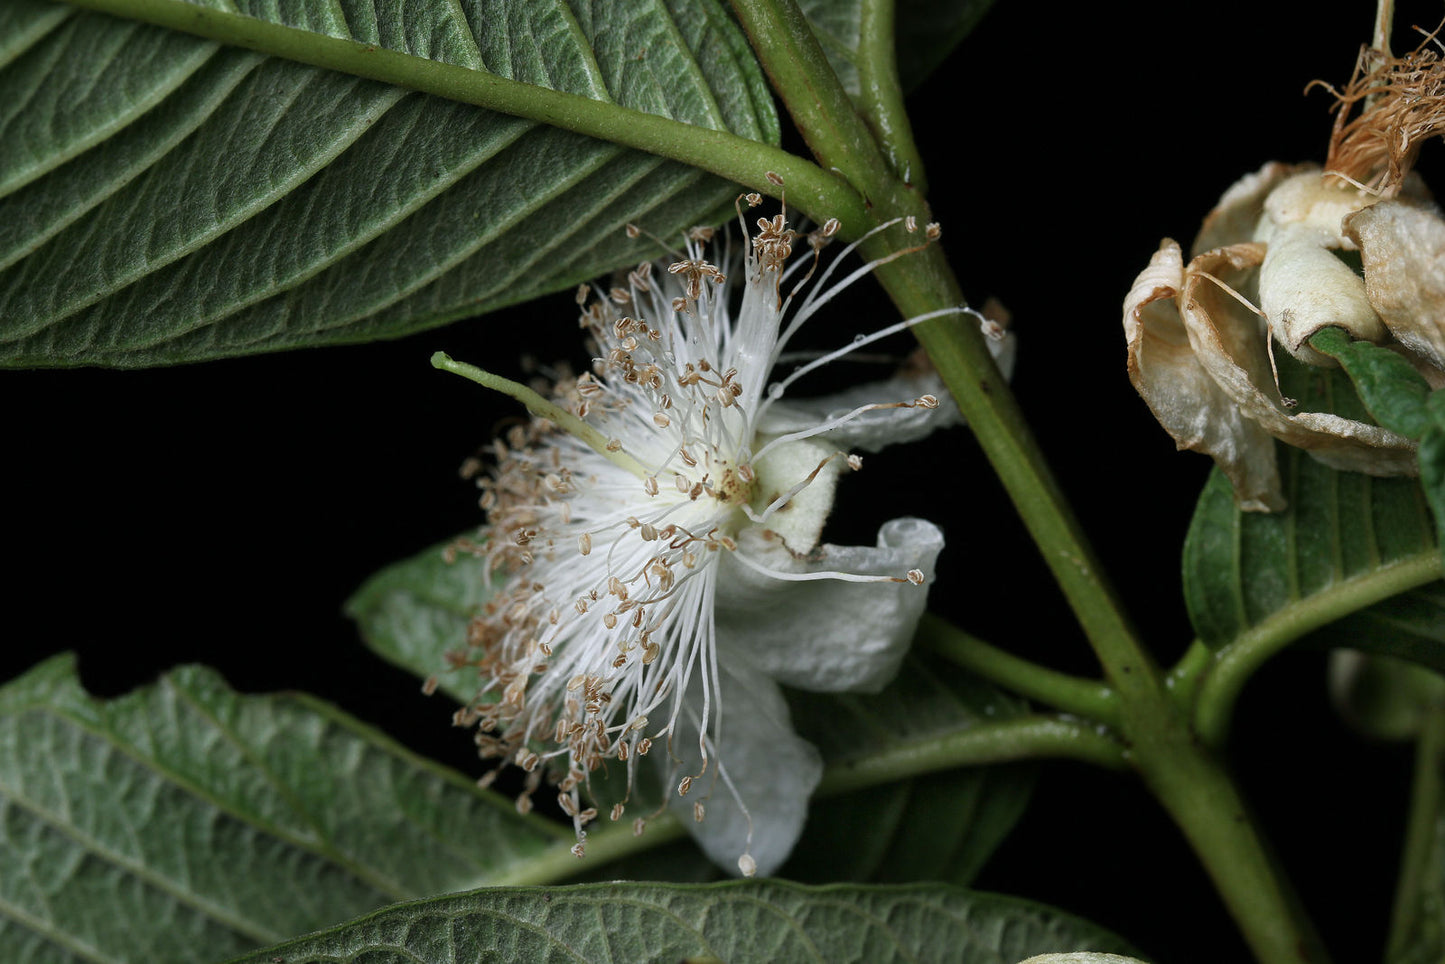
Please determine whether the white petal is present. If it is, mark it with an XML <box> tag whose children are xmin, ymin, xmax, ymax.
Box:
<box><xmin>749</xmin><ymin>436</ymin><xmax>843</xmax><ymax>554</ymax></box>
<box><xmin>1347</xmin><ymin>197</ymin><xmax>1445</xmax><ymax>371</ymax></box>
<box><xmin>1192</xmin><ymin>161</ymin><xmax>1304</xmax><ymax>256</ymax></box>
<box><xmin>714</xmin><ymin>518</ymin><xmax>944</xmax><ymax>693</ymax></box>
<box><xmin>756</xmin><ymin>370</ymin><xmax>964</xmax><ymax>453</ymax></box>
<box><xmin>1124</xmin><ymin>242</ymin><xmax>1279</xmax><ymax>511</ymax></box>
<box><xmin>664</xmin><ymin>652</ymin><xmax>822</xmax><ymax>877</ymax></box>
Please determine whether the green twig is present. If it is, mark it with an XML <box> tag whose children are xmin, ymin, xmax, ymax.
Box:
<box><xmin>854</xmin><ymin>0</ymin><xmax>927</xmax><ymax>194</ymax></box>
<box><xmin>487</xmin><ymin>811</ymin><xmax>688</xmax><ymax>887</ymax></box>
<box><xmin>916</xmin><ymin>613</ymin><xmax>1120</xmax><ymax>727</ymax></box>
<box><xmin>1165</xmin><ymin>639</ymin><xmax>1214</xmax><ymax>714</ymax></box>
<box><xmin>723</xmin><ymin>12</ymin><xmax>1328</xmax><ymax>957</ymax></box>
<box><xmin>816</xmin><ymin>714</ymin><xmax>1128</xmax><ymax>797</ymax></box>
<box><xmin>727</xmin><ymin>0</ymin><xmax>894</xmax><ymax>201</ymax></box>
<box><xmin>515</xmin><ymin>712</ymin><xmax>1128</xmax><ymax>885</ymax></box>
<box><xmin>1140</xmin><ymin>744</ymin><xmax>1332</xmax><ymax>964</ymax></box>
<box><xmin>1387</xmin><ymin>700</ymin><xmax>1445</xmax><ymax>963</ymax></box>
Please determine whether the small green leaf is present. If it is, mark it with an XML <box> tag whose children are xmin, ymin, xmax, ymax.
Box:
<box><xmin>0</xmin><ymin>653</ymin><xmax>565</xmax><ymax>964</ymax></box>
<box><xmin>1</xmin><ymin>0</ymin><xmax>777</xmax><ymax>366</ymax></box>
<box><xmin>344</xmin><ymin>536</ymin><xmax>492</xmax><ymax>702</ymax></box>
<box><xmin>1308</xmin><ymin>327</ymin><xmax>1433</xmax><ymax>438</ymax></box>
<box><xmin>1183</xmin><ymin>356</ymin><xmax>1437</xmax><ymax>650</ymax></box>
<box><xmin>348</xmin><ymin>541</ymin><xmax>1035</xmax><ymax>885</ymax></box>
<box><xmin>223</xmin><ymin>880</ymin><xmax>1140</xmax><ymax>964</ymax></box>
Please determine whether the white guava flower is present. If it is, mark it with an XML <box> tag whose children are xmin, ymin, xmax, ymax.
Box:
<box><xmin>438</xmin><ymin>196</ymin><xmax>1013</xmax><ymax>877</ymax></box>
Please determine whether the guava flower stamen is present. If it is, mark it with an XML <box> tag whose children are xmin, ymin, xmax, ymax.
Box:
<box><xmin>436</xmin><ymin>195</ymin><xmax>990</xmax><ymax>876</ymax></box>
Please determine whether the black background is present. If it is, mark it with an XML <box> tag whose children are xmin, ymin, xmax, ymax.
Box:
<box><xmin>4</xmin><ymin>3</ymin><xmax>1440</xmax><ymax>961</ymax></box>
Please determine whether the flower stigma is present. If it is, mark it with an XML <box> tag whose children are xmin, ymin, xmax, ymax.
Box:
<box><xmin>433</xmin><ymin>189</ymin><xmax>991</xmax><ymax>877</ymax></box>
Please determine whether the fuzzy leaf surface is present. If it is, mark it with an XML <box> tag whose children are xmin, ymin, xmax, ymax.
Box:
<box><xmin>0</xmin><ymin>654</ymin><xmax>566</xmax><ymax>964</ymax></box>
<box><xmin>0</xmin><ymin>0</ymin><xmax>775</xmax><ymax>366</ymax></box>
<box><xmin>223</xmin><ymin>879</ymin><xmax>1138</xmax><ymax>964</ymax></box>
<box><xmin>1183</xmin><ymin>356</ymin><xmax>1438</xmax><ymax>652</ymax></box>
<box><xmin>347</xmin><ymin>539</ymin><xmax>1035</xmax><ymax>883</ymax></box>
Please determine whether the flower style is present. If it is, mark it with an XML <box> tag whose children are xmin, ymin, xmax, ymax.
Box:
<box><xmin>1123</xmin><ymin>37</ymin><xmax>1445</xmax><ymax>511</ymax></box>
<box><xmin>438</xmin><ymin>195</ymin><xmax>1014</xmax><ymax>877</ymax></box>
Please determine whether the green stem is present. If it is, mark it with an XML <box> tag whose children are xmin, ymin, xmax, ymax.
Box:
<box><xmin>1193</xmin><ymin>552</ymin><xmax>1442</xmax><ymax>747</ymax></box>
<box><xmin>64</xmin><ymin>0</ymin><xmax>869</xmax><ymax>233</ymax></box>
<box><xmin>514</xmin><ymin>713</ymin><xmax>1127</xmax><ymax>885</ymax></box>
<box><xmin>1166</xmin><ymin>639</ymin><xmax>1213</xmax><ymax>713</ymax></box>
<box><xmin>727</xmin><ymin>0</ymin><xmax>895</xmax><ymax>202</ymax></box>
<box><xmin>816</xmin><ymin>714</ymin><xmax>1128</xmax><ymax>796</ymax></box>
<box><xmin>1140</xmin><ymin>743</ymin><xmax>1332</xmax><ymax>964</ymax></box>
<box><xmin>1386</xmin><ymin>699</ymin><xmax>1445</xmax><ymax>963</ymax></box>
<box><xmin>712</xmin><ymin>8</ymin><xmax>1335</xmax><ymax>959</ymax></box>
<box><xmin>487</xmin><ymin>810</ymin><xmax>689</xmax><ymax>886</ymax></box>
<box><xmin>854</xmin><ymin>0</ymin><xmax>927</xmax><ymax>194</ymax></box>
<box><xmin>917</xmin><ymin>613</ymin><xmax>1120</xmax><ymax>726</ymax></box>
<box><xmin>870</xmin><ymin>240</ymin><xmax>1163</xmax><ymax>707</ymax></box>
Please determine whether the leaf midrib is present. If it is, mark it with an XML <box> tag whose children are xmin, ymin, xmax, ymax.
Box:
<box><xmin>56</xmin><ymin>0</ymin><xmax>857</xmax><ymax>230</ymax></box>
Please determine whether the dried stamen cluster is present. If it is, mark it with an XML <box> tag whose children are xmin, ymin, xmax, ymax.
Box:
<box><xmin>1317</xmin><ymin>26</ymin><xmax>1445</xmax><ymax>196</ymax></box>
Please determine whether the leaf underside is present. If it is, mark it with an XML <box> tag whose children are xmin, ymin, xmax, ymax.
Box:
<box><xmin>1183</xmin><ymin>356</ymin><xmax>1438</xmax><ymax>653</ymax></box>
<box><xmin>223</xmin><ymin>879</ymin><xmax>1138</xmax><ymax>964</ymax></box>
<box><xmin>348</xmin><ymin>538</ymin><xmax>1035</xmax><ymax>885</ymax></box>
<box><xmin>0</xmin><ymin>0</ymin><xmax>776</xmax><ymax>367</ymax></box>
<box><xmin>0</xmin><ymin>654</ymin><xmax>565</xmax><ymax>964</ymax></box>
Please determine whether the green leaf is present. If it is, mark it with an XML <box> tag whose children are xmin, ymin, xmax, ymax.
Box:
<box><xmin>0</xmin><ymin>0</ymin><xmax>777</xmax><ymax>367</ymax></box>
<box><xmin>1308</xmin><ymin>327</ymin><xmax>1434</xmax><ymax>439</ymax></box>
<box><xmin>797</xmin><ymin>0</ymin><xmax>994</xmax><ymax>96</ymax></box>
<box><xmin>1310</xmin><ymin>583</ymin><xmax>1445</xmax><ymax>676</ymax></box>
<box><xmin>0</xmin><ymin>653</ymin><xmax>566</xmax><ymax>964</ymax></box>
<box><xmin>343</xmin><ymin>536</ymin><xmax>492</xmax><ymax>701</ymax></box>
<box><xmin>224</xmin><ymin>879</ymin><xmax>1139</xmax><ymax>964</ymax></box>
<box><xmin>786</xmin><ymin>656</ymin><xmax>1033</xmax><ymax>884</ymax></box>
<box><xmin>347</xmin><ymin>541</ymin><xmax>1035</xmax><ymax>885</ymax></box>
<box><xmin>1421</xmin><ymin>422</ymin><xmax>1445</xmax><ymax>575</ymax></box>
<box><xmin>1183</xmin><ymin>357</ymin><xmax>1437</xmax><ymax>650</ymax></box>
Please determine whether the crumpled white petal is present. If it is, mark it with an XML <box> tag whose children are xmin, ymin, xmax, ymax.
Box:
<box><xmin>714</xmin><ymin>518</ymin><xmax>944</xmax><ymax>693</ymax></box>
<box><xmin>663</xmin><ymin>651</ymin><xmax>823</xmax><ymax>877</ymax></box>
<box><xmin>1347</xmin><ymin>196</ymin><xmax>1445</xmax><ymax>371</ymax></box>
<box><xmin>1125</xmin><ymin>240</ymin><xmax>1285</xmax><ymax>511</ymax></box>
<box><xmin>757</xmin><ymin>371</ymin><xmax>964</xmax><ymax>452</ymax></box>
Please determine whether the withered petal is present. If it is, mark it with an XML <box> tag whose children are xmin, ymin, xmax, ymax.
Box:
<box><xmin>1346</xmin><ymin>198</ymin><xmax>1445</xmax><ymax>372</ymax></box>
<box><xmin>1125</xmin><ymin>240</ymin><xmax>1285</xmax><ymax>511</ymax></box>
<box><xmin>1180</xmin><ymin>245</ymin><xmax>1416</xmax><ymax>490</ymax></box>
<box><xmin>1192</xmin><ymin>162</ymin><xmax>1309</xmax><ymax>258</ymax></box>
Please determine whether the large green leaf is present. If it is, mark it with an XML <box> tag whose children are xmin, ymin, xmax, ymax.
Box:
<box><xmin>0</xmin><ymin>653</ymin><xmax>566</xmax><ymax>964</ymax></box>
<box><xmin>785</xmin><ymin>657</ymin><xmax>1034</xmax><ymax>885</ymax></box>
<box><xmin>0</xmin><ymin>0</ymin><xmax>776</xmax><ymax>367</ymax></box>
<box><xmin>1182</xmin><ymin>358</ymin><xmax>1439</xmax><ymax>652</ymax></box>
<box><xmin>347</xmin><ymin>539</ymin><xmax>1035</xmax><ymax>884</ymax></box>
<box><xmin>223</xmin><ymin>879</ymin><xmax>1139</xmax><ymax>964</ymax></box>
